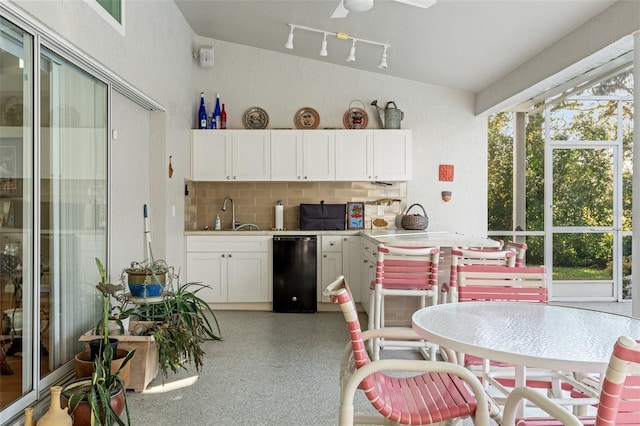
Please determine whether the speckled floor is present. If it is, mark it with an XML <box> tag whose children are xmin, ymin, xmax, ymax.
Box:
<box><xmin>124</xmin><ymin>302</ymin><xmax>630</xmax><ymax>426</ymax></box>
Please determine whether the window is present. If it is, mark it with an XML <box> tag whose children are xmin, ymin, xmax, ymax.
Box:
<box><xmin>97</xmin><ymin>0</ymin><xmax>121</xmax><ymax>23</ymax></box>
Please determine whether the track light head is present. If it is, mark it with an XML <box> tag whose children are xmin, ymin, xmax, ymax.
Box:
<box><xmin>319</xmin><ymin>33</ymin><xmax>328</xmax><ymax>57</ymax></box>
<box><xmin>346</xmin><ymin>39</ymin><xmax>356</xmax><ymax>62</ymax></box>
<box><xmin>378</xmin><ymin>46</ymin><xmax>388</xmax><ymax>69</ymax></box>
<box><xmin>285</xmin><ymin>26</ymin><xmax>294</xmax><ymax>49</ymax></box>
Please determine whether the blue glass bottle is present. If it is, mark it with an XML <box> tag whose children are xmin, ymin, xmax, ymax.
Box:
<box><xmin>198</xmin><ymin>92</ymin><xmax>207</xmax><ymax>129</ymax></box>
<box><xmin>213</xmin><ymin>93</ymin><xmax>222</xmax><ymax>130</ymax></box>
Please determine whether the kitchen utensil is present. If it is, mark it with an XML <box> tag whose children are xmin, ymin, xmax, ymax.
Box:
<box><xmin>294</xmin><ymin>107</ymin><xmax>320</xmax><ymax>129</ymax></box>
<box><xmin>242</xmin><ymin>107</ymin><xmax>269</xmax><ymax>129</ymax></box>
<box><xmin>400</xmin><ymin>203</ymin><xmax>428</xmax><ymax>230</ymax></box>
<box><xmin>370</xmin><ymin>100</ymin><xmax>404</xmax><ymax>129</ymax></box>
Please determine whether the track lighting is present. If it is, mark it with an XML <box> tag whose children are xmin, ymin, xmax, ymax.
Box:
<box><xmin>346</xmin><ymin>40</ymin><xmax>357</xmax><ymax>62</ymax></box>
<box><xmin>285</xmin><ymin>25</ymin><xmax>294</xmax><ymax>49</ymax></box>
<box><xmin>284</xmin><ymin>23</ymin><xmax>389</xmax><ymax>69</ymax></box>
<box><xmin>319</xmin><ymin>33</ymin><xmax>328</xmax><ymax>57</ymax></box>
<box><xmin>378</xmin><ymin>46</ymin><xmax>388</xmax><ymax>69</ymax></box>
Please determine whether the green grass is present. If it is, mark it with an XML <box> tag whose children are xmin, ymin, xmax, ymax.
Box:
<box><xmin>553</xmin><ymin>266</ymin><xmax>610</xmax><ymax>280</ymax></box>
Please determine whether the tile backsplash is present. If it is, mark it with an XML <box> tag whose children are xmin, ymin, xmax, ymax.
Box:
<box><xmin>184</xmin><ymin>180</ymin><xmax>407</xmax><ymax>231</ymax></box>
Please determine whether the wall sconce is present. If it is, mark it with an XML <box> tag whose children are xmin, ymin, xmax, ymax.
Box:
<box><xmin>284</xmin><ymin>23</ymin><xmax>390</xmax><ymax>69</ymax></box>
<box><xmin>441</xmin><ymin>191</ymin><xmax>452</xmax><ymax>202</ymax></box>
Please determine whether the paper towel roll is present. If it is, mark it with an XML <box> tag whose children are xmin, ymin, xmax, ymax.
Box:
<box><xmin>275</xmin><ymin>204</ymin><xmax>284</xmax><ymax>229</ymax></box>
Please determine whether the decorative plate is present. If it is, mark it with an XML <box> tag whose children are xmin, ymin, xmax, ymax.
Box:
<box><xmin>242</xmin><ymin>107</ymin><xmax>269</xmax><ymax>129</ymax></box>
<box><xmin>294</xmin><ymin>107</ymin><xmax>320</xmax><ymax>129</ymax></box>
<box><xmin>343</xmin><ymin>108</ymin><xmax>369</xmax><ymax>129</ymax></box>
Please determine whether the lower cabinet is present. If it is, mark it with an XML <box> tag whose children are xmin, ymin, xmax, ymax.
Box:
<box><xmin>360</xmin><ymin>239</ymin><xmax>378</xmax><ymax>317</ymax></box>
<box><xmin>186</xmin><ymin>236</ymin><xmax>270</xmax><ymax>303</ymax></box>
<box><xmin>319</xmin><ymin>235</ymin><xmax>362</xmax><ymax>303</ymax></box>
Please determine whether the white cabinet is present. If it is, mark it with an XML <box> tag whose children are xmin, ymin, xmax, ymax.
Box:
<box><xmin>193</xmin><ymin>129</ymin><xmax>410</xmax><ymax>182</ymax></box>
<box><xmin>186</xmin><ymin>236</ymin><xmax>270</xmax><ymax>303</ymax></box>
<box><xmin>335</xmin><ymin>130</ymin><xmax>374</xmax><ymax>181</ymax></box>
<box><xmin>191</xmin><ymin>130</ymin><xmax>270</xmax><ymax>181</ymax></box>
<box><xmin>373</xmin><ymin>129</ymin><xmax>412</xmax><ymax>181</ymax></box>
<box><xmin>335</xmin><ymin>129</ymin><xmax>412</xmax><ymax>181</ymax></box>
<box><xmin>271</xmin><ymin>130</ymin><xmax>335</xmax><ymax>181</ymax></box>
<box><xmin>320</xmin><ymin>236</ymin><xmax>343</xmax><ymax>303</ymax></box>
<box><xmin>342</xmin><ymin>236</ymin><xmax>362</xmax><ymax>303</ymax></box>
<box><xmin>360</xmin><ymin>239</ymin><xmax>378</xmax><ymax>317</ymax></box>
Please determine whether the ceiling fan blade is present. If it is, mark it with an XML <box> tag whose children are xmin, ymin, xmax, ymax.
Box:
<box><xmin>392</xmin><ymin>0</ymin><xmax>437</xmax><ymax>8</ymax></box>
<box><xmin>331</xmin><ymin>0</ymin><xmax>350</xmax><ymax>18</ymax></box>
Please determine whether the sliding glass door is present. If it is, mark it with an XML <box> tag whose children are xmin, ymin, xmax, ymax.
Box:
<box><xmin>0</xmin><ymin>14</ymin><xmax>108</xmax><ymax>418</ymax></box>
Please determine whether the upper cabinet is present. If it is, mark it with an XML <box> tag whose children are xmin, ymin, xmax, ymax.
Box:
<box><xmin>335</xmin><ymin>129</ymin><xmax>412</xmax><ymax>181</ymax></box>
<box><xmin>192</xmin><ymin>129</ymin><xmax>411</xmax><ymax>182</ymax></box>
<box><xmin>192</xmin><ymin>130</ymin><xmax>270</xmax><ymax>181</ymax></box>
<box><xmin>271</xmin><ymin>130</ymin><xmax>335</xmax><ymax>181</ymax></box>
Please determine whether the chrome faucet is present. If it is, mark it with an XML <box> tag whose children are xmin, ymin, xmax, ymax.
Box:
<box><xmin>221</xmin><ymin>196</ymin><xmax>239</xmax><ymax>230</ymax></box>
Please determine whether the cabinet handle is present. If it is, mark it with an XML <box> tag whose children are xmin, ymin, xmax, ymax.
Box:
<box><xmin>229</xmin><ymin>254</ymin><xmax>232</xmax><ymax>258</ymax></box>
<box><xmin>330</xmin><ymin>242</ymin><xmax>334</xmax><ymax>246</ymax></box>
<box><xmin>298</xmin><ymin>176</ymin><xmax>302</xmax><ymax>180</ymax></box>
<box><xmin>323</xmin><ymin>254</ymin><xmax>327</xmax><ymax>258</ymax></box>
<box><xmin>226</xmin><ymin>176</ymin><xmax>231</xmax><ymax>180</ymax></box>
<box><xmin>363</xmin><ymin>259</ymin><xmax>368</xmax><ymax>263</ymax></box>
<box><xmin>221</xmin><ymin>254</ymin><xmax>225</xmax><ymax>258</ymax></box>
<box><xmin>233</xmin><ymin>176</ymin><xmax>237</xmax><ymax>180</ymax></box>
<box><xmin>304</xmin><ymin>176</ymin><xmax>308</xmax><ymax>179</ymax></box>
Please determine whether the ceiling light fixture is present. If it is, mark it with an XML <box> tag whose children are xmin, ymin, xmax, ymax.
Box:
<box><xmin>319</xmin><ymin>33</ymin><xmax>328</xmax><ymax>57</ymax></box>
<box><xmin>284</xmin><ymin>24</ymin><xmax>390</xmax><ymax>70</ymax></box>
<box><xmin>284</xmin><ymin>25</ymin><xmax>295</xmax><ymax>49</ymax></box>
<box><xmin>346</xmin><ymin>39</ymin><xmax>357</xmax><ymax>62</ymax></box>
<box><xmin>378</xmin><ymin>45</ymin><xmax>388</xmax><ymax>69</ymax></box>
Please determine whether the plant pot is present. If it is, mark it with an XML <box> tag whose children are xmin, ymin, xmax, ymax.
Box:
<box><xmin>88</xmin><ymin>338</ymin><xmax>119</xmax><ymax>361</ymax></box>
<box><xmin>74</xmin><ymin>349</ymin><xmax>132</xmax><ymax>389</ymax></box>
<box><xmin>61</xmin><ymin>379</ymin><xmax>125</xmax><ymax>426</ymax></box>
<box><xmin>126</xmin><ymin>268</ymin><xmax>167</xmax><ymax>299</ymax></box>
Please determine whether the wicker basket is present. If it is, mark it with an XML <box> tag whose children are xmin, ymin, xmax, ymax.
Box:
<box><xmin>401</xmin><ymin>204</ymin><xmax>429</xmax><ymax>230</ymax></box>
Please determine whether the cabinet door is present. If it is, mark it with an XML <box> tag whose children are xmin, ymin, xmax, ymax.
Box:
<box><xmin>302</xmin><ymin>130</ymin><xmax>335</xmax><ymax>181</ymax></box>
<box><xmin>271</xmin><ymin>130</ymin><xmax>303</xmax><ymax>181</ymax></box>
<box><xmin>231</xmin><ymin>130</ymin><xmax>270</xmax><ymax>181</ymax></box>
<box><xmin>335</xmin><ymin>130</ymin><xmax>374</xmax><ymax>181</ymax></box>
<box><xmin>186</xmin><ymin>251</ymin><xmax>227</xmax><ymax>302</ymax></box>
<box><xmin>227</xmin><ymin>252</ymin><xmax>269</xmax><ymax>302</ymax></box>
<box><xmin>191</xmin><ymin>130</ymin><xmax>230</xmax><ymax>181</ymax></box>
<box><xmin>320</xmin><ymin>251</ymin><xmax>343</xmax><ymax>303</ymax></box>
<box><xmin>342</xmin><ymin>236</ymin><xmax>361</xmax><ymax>302</ymax></box>
<box><xmin>373</xmin><ymin>129</ymin><xmax>412</xmax><ymax>180</ymax></box>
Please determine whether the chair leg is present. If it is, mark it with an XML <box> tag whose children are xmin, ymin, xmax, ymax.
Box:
<box><xmin>373</xmin><ymin>287</ymin><xmax>383</xmax><ymax>360</ymax></box>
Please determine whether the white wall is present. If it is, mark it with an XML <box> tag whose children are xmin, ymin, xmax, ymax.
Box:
<box><xmin>9</xmin><ymin>0</ymin><xmax>488</xmax><ymax>279</ymax></box>
<box><xmin>194</xmin><ymin>37</ymin><xmax>488</xmax><ymax>236</ymax></box>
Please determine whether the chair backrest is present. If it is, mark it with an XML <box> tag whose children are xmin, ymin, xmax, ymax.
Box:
<box><xmin>446</xmin><ymin>248</ymin><xmax>516</xmax><ymax>302</ymax></box>
<box><xmin>595</xmin><ymin>336</ymin><xmax>640</xmax><ymax>425</ymax></box>
<box><xmin>325</xmin><ymin>276</ymin><xmax>371</xmax><ymax>370</ymax></box>
<box><xmin>505</xmin><ymin>241</ymin><xmax>528</xmax><ymax>267</ymax></box>
<box><xmin>375</xmin><ymin>244</ymin><xmax>440</xmax><ymax>291</ymax></box>
<box><xmin>456</xmin><ymin>264</ymin><xmax>547</xmax><ymax>303</ymax></box>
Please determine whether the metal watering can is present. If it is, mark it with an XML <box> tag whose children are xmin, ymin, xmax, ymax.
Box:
<box><xmin>370</xmin><ymin>100</ymin><xmax>404</xmax><ymax>129</ymax></box>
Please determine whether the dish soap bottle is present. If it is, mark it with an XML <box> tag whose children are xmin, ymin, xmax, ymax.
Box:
<box><xmin>215</xmin><ymin>214</ymin><xmax>221</xmax><ymax>230</ymax></box>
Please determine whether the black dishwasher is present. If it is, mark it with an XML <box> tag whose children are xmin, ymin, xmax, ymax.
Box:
<box><xmin>273</xmin><ymin>235</ymin><xmax>317</xmax><ymax>313</ymax></box>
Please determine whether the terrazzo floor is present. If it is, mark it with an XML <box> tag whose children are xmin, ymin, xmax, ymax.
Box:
<box><xmin>124</xmin><ymin>301</ymin><xmax>631</xmax><ymax>426</ymax></box>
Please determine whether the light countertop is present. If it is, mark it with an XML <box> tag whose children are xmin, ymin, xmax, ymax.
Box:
<box><xmin>185</xmin><ymin>229</ymin><xmax>500</xmax><ymax>248</ymax></box>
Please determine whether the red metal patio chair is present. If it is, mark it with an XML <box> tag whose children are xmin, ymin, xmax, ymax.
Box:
<box><xmin>501</xmin><ymin>335</ymin><xmax>640</xmax><ymax>426</ymax></box>
<box><xmin>367</xmin><ymin>244</ymin><xmax>440</xmax><ymax>361</ymax></box>
<box><xmin>325</xmin><ymin>275</ymin><xmax>498</xmax><ymax>426</ymax></box>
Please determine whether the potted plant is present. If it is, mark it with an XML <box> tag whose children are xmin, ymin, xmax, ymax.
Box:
<box><xmin>131</xmin><ymin>277</ymin><xmax>222</xmax><ymax>381</ymax></box>
<box><xmin>64</xmin><ymin>273</ymin><xmax>136</xmax><ymax>426</ymax></box>
<box><xmin>123</xmin><ymin>259</ymin><xmax>171</xmax><ymax>301</ymax></box>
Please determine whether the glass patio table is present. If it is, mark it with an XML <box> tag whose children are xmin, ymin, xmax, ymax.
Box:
<box><xmin>412</xmin><ymin>301</ymin><xmax>640</xmax><ymax>416</ymax></box>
